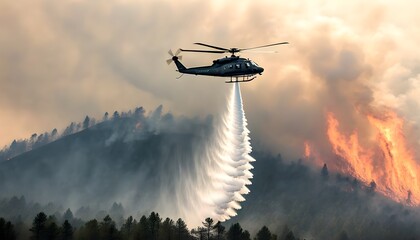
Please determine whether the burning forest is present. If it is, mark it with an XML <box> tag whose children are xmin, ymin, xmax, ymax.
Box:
<box><xmin>304</xmin><ymin>108</ymin><xmax>420</xmax><ymax>206</ymax></box>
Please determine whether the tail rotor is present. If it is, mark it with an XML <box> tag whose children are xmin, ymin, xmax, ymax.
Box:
<box><xmin>166</xmin><ymin>49</ymin><xmax>182</xmax><ymax>65</ymax></box>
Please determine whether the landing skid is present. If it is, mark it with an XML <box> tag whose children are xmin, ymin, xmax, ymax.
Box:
<box><xmin>225</xmin><ymin>75</ymin><xmax>256</xmax><ymax>83</ymax></box>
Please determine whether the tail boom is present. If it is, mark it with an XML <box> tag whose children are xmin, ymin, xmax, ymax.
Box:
<box><xmin>172</xmin><ymin>56</ymin><xmax>187</xmax><ymax>72</ymax></box>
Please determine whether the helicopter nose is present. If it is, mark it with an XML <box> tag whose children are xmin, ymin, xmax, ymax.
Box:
<box><xmin>259</xmin><ymin>67</ymin><xmax>264</xmax><ymax>73</ymax></box>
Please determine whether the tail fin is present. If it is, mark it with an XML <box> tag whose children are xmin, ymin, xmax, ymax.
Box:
<box><xmin>167</xmin><ymin>49</ymin><xmax>186</xmax><ymax>72</ymax></box>
<box><xmin>172</xmin><ymin>56</ymin><xmax>186</xmax><ymax>71</ymax></box>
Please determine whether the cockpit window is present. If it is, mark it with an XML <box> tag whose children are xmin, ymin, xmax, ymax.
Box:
<box><xmin>245</xmin><ymin>62</ymin><xmax>251</xmax><ymax>68</ymax></box>
<box><xmin>250</xmin><ymin>61</ymin><xmax>258</xmax><ymax>66</ymax></box>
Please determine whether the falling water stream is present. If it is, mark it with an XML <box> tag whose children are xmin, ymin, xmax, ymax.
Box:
<box><xmin>176</xmin><ymin>82</ymin><xmax>255</xmax><ymax>226</ymax></box>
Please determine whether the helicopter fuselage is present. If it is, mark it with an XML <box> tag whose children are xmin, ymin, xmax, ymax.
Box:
<box><xmin>169</xmin><ymin>41</ymin><xmax>288</xmax><ymax>82</ymax></box>
<box><xmin>173</xmin><ymin>56</ymin><xmax>264</xmax><ymax>79</ymax></box>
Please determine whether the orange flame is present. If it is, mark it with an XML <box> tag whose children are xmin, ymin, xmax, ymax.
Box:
<box><xmin>326</xmin><ymin>111</ymin><xmax>420</xmax><ymax>205</ymax></box>
<box><xmin>367</xmin><ymin>111</ymin><xmax>420</xmax><ymax>205</ymax></box>
<box><xmin>304</xmin><ymin>141</ymin><xmax>311</xmax><ymax>158</ymax></box>
<box><xmin>327</xmin><ymin>112</ymin><xmax>374</xmax><ymax>182</ymax></box>
<box><xmin>303</xmin><ymin>141</ymin><xmax>324</xmax><ymax>166</ymax></box>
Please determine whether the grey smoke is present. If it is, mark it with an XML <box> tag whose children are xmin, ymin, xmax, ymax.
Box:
<box><xmin>1</xmin><ymin>103</ymin><xmax>420</xmax><ymax>239</ymax></box>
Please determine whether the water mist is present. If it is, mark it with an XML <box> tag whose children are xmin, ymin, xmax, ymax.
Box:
<box><xmin>176</xmin><ymin>82</ymin><xmax>255</xmax><ymax>226</ymax></box>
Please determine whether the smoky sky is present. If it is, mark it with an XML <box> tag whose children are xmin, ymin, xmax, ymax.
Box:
<box><xmin>1</xmin><ymin>0</ymin><xmax>420</xmax><ymax>162</ymax></box>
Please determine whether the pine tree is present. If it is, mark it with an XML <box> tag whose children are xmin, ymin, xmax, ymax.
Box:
<box><xmin>368</xmin><ymin>180</ymin><xmax>377</xmax><ymax>193</ymax></box>
<box><xmin>321</xmin><ymin>163</ymin><xmax>329</xmax><ymax>180</ymax></box>
<box><xmin>175</xmin><ymin>218</ymin><xmax>189</xmax><ymax>240</ymax></box>
<box><xmin>83</xmin><ymin>116</ymin><xmax>90</xmax><ymax>129</ymax></box>
<box><xmin>51</xmin><ymin>128</ymin><xmax>58</xmax><ymax>138</ymax></box>
<box><xmin>213</xmin><ymin>221</ymin><xmax>225</xmax><ymax>240</ymax></box>
<box><xmin>191</xmin><ymin>227</ymin><xmax>206</xmax><ymax>240</ymax></box>
<box><xmin>113</xmin><ymin>111</ymin><xmax>120</xmax><ymax>119</ymax></box>
<box><xmin>121</xmin><ymin>216</ymin><xmax>134</xmax><ymax>239</ymax></box>
<box><xmin>135</xmin><ymin>215</ymin><xmax>150</xmax><ymax>240</ymax></box>
<box><xmin>226</xmin><ymin>223</ymin><xmax>243</xmax><ymax>240</ymax></box>
<box><xmin>159</xmin><ymin>218</ymin><xmax>174</xmax><ymax>240</ymax></box>
<box><xmin>202</xmin><ymin>218</ymin><xmax>214</xmax><ymax>240</ymax></box>
<box><xmin>241</xmin><ymin>230</ymin><xmax>251</xmax><ymax>240</ymax></box>
<box><xmin>45</xmin><ymin>216</ymin><xmax>59</xmax><ymax>240</ymax></box>
<box><xmin>256</xmin><ymin>226</ymin><xmax>272</xmax><ymax>240</ymax></box>
<box><xmin>61</xmin><ymin>220</ymin><xmax>73</xmax><ymax>240</ymax></box>
<box><xmin>30</xmin><ymin>212</ymin><xmax>47</xmax><ymax>240</ymax></box>
<box><xmin>63</xmin><ymin>209</ymin><xmax>74</xmax><ymax>221</ymax></box>
<box><xmin>0</xmin><ymin>218</ymin><xmax>17</xmax><ymax>240</ymax></box>
<box><xmin>83</xmin><ymin>219</ymin><xmax>100</xmax><ymax>240</ymax></box>
<box><xmin>148</xmin><ymin>212</ymin><xmax>161</xmax><ymax>240</ymax></box>
<box><xmin>99</xmin><ymin>215</ymin><xmax>119</xmax><ymax>240</ymax></box>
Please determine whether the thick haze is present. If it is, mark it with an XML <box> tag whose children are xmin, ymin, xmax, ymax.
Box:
<box><xmin>2</xmin><ymin>0</ymin><xmax>420</xmax><ymax>162</ymax></box>
<box><xmin>2</xmin><ymin>108</ymin><xmax>420</xmax><ymax>239</ymax></box>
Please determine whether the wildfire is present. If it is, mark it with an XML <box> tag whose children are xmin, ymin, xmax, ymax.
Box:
<box><xmin>326</xmin><ymin>113</ymin><xmax>374</xmax><ymax>182</ymax></box>
<box><xmin>326</xmin><ymin>111</ymin><xmax>420</xmax><ymax>205</ymax></box>
<box><xmin>304</xmin><ymin>141</ymin><xmax>311</xmax><ymax>159</ymax></box>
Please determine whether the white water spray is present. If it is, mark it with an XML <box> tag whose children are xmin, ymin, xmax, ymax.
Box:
<box><xmin>175</xmin><ymin>82</ymin><xmax>255</xmax><ymax>226</ymax></box>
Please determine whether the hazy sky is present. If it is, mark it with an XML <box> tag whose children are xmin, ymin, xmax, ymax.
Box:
<box><xmin>1</xmin><ymin>0</ymin><xmax>420</xmax><ymax>159</ymax></box>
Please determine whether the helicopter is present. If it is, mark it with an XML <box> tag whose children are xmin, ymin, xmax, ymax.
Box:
<box><xmin>167</xmin><ymin>42</ymin><xmax>289</xmax><ymax>83</ymax></box>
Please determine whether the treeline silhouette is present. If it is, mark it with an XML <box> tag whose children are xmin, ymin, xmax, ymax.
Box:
<box><xmin>0</xmin><ymin>196</ymin><xmax>127</xmax><ymax>227</ymax></box>
<box><xmin>0</xmin><ymin>106</ymin><xmax>152</xmax><ymax>162</ymax></box>
<box><xmin>2</xmin><ymin>160</ymin><xmax>420</xmax><ymax>240</ymax></box>
<box><xmin>0</xmin><ymin>212</ymin><xmax>301</xmax><ymax>240</ymax></box>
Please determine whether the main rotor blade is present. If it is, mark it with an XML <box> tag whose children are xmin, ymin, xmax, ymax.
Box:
<box><xmin>241</xmin><ymin>42</ymin><xmax>289</xmax><ymax>51</ymax></box>
<box><xmin>194</xmin><ymin>43</ymin><xmax>229</xmax><ymax>51</ymax></box>
<box><xmin>180</xmin><ymin>49</ymin><xmax>225</xmax><ymax>54</ymax></box>
<box><xmin>242</xmin><ymin>50</ymin><xmax>278</xmax><ymax>53</ymax></box>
